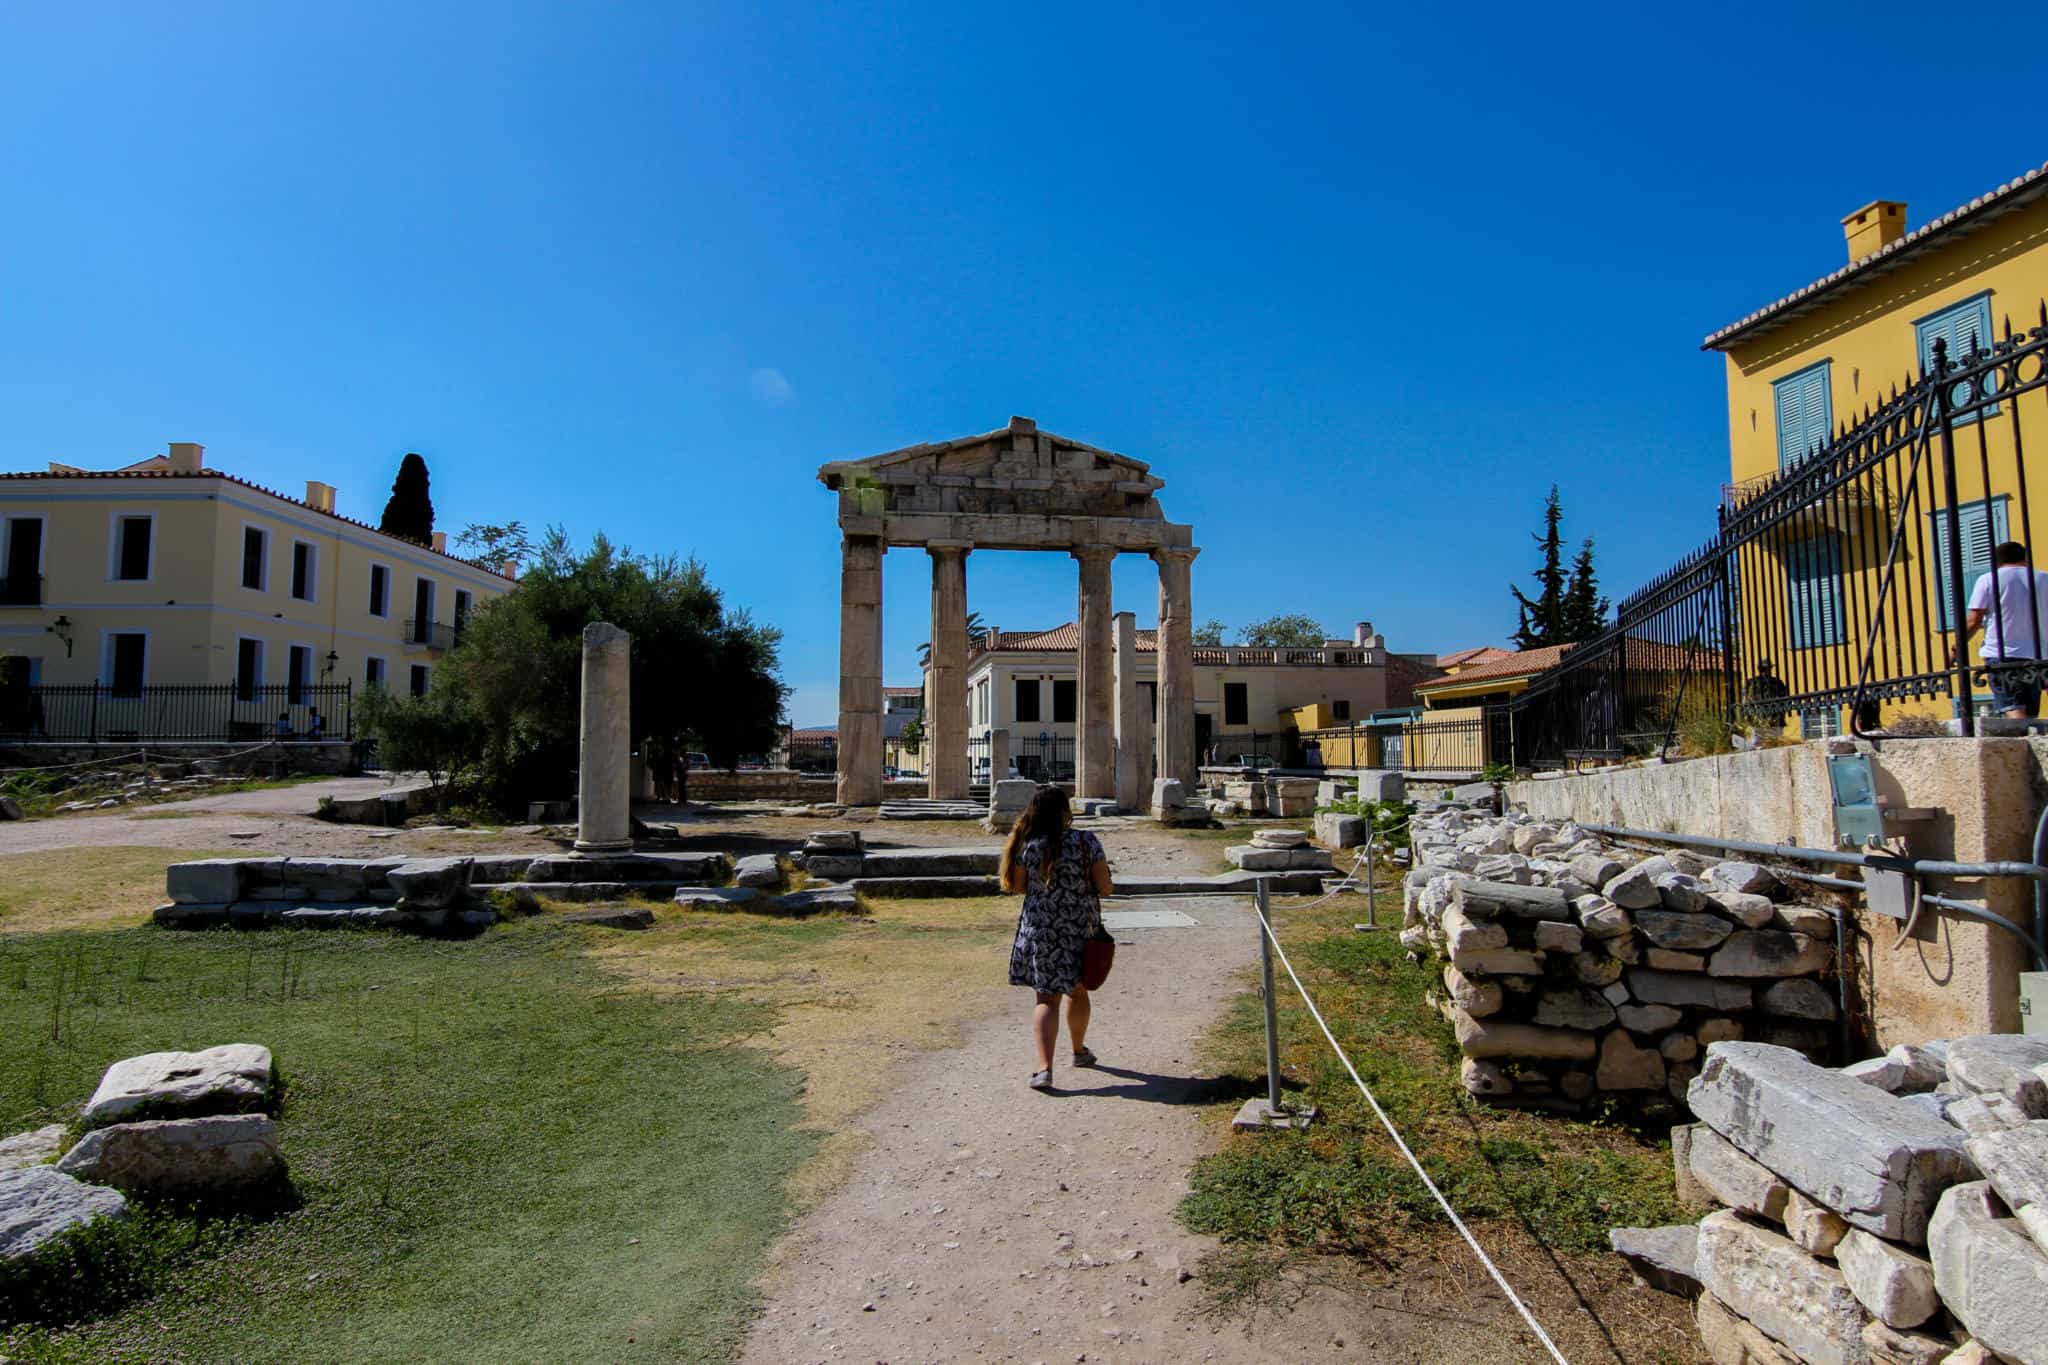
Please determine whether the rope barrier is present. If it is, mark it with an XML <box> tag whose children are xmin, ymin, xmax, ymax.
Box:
<box><xmin>0</xmin><ymin>738</ymin><xmax>287</xmax><ymax>778</ymax></box>
<box><xmin>1250</xmin><ymin>891</ymin><xmax>1573</xmax><ymax>1365</ymax></box>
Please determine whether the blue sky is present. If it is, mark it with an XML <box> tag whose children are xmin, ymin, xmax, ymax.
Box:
<box><xmin>5</xmin><ymin>4</ymin><xmax>2044</xmax><ymax>726</ymax></box>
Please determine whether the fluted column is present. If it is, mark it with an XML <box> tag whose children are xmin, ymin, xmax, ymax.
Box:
<box><xmin>837</xmin><ymin>534</ymin><xmax>884</xmax><ymax>806</ymax></box>
<box><xmin>927</xmin><ymin>541</ymin><xmax>970</xmax><ymax>800</ymax></box>
<box><xmin>1073</xmin><ymin>545</ymin><xmax>1116</xmax><ymax>801</ymax></box>
<box><xmin>1153</xmin><ymin>547</ymin><xmax>1199</xmax><ymax>788</ymax></box>
<box><xmin>574</xmin><ymin>622</ymin><xmax>633</xmax><ymax>852</ymax></box>
<box><xmin>1112</xmin><ymin>610</ymin><xmax>1147</xmax><ymax>812</ymax></box>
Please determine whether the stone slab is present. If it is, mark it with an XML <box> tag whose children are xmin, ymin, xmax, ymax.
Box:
<box><xmin>0</xmin><ymin>1125</ymin><xmax>67</xmax><ymax>1173</ymax></box>
<box><xmin>1694</xmin><ymin>1210</ymin><xmax>1870</xmax><ymax>1365</ymax></box>
<box><xmin>1608</xmin><ymin>1223</ymin><xmax>1700</xmax><ymax>1296</ymax></box>
<box><xmin>58</xmin><ymin>1114</ymin><xmax>281</xmax><ymax>1194</ymax></box>
<box><xmin>555</xmin><ymin>906</ymin><xmax>655</xmax><ymax>929</ymax></box>
<box><xmin>1836</xmin><ymin>1227</ymin><xmax>1939</xmax><ymax>1329</ymax></box>
<box><xmin>0</xmin><ymin>1166</ymin><xmax>127</xmax><ymax>1263</ymax></box>
<box><xmin>1928</xmin><ymin>1180</ymin><xmax>2048</xmax><ymax>1363</ymax></box>
<box><xmin>1947</xmin><ymin>1034</ymin><xmax>2048</xmax><ymax>1118</ymax></box>
<box><xmin>83</xmin><ymin>1044</ymin><xmax>275</xmax><ymax>1126</ymax></box>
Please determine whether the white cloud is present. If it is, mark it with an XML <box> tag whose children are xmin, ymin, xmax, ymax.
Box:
<box><xmin>749</xmin><ymin>367</ymin><xmax>794</xmax><ymax>406</ymax></box>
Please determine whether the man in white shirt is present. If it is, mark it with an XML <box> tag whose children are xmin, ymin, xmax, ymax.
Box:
<box><xmin>1955</xmin><ymin>541</ymin><xmax>2048</xmax><ymax>717</ymax></box>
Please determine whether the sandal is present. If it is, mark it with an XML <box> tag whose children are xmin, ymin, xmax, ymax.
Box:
<box><xmin>1029</xmin><ymin>1069</ymin><xmax>1054</xmax><ymax>1090</ymax></box>
<box><xmin>1073</xmin><ymin>1048</ymin><xmax>1098</xmax><ymax>1068</ymax></box>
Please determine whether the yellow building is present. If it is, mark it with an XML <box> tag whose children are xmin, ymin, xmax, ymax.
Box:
<box><xmin>1704</xmin><ymin>163</ymin><xmax>2048</xmax><ymax>731</ymax></box>
<box><xmin>0</xmin><ymin>442</ymin><xmax>514</xmax><ymax>735</ymax></box>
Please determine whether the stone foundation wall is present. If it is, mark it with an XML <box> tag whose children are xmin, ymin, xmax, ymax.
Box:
<box><xmin>0</xmin><ymin>740</ymin><xmax>358</xmax><ymax>776</ymax></box>
<box><xmin>1404</xmin><ymin>806</ymin><xmax>1839</xmax><ymax>1109</ymax></box>
<box><xmin>683</xmin><ymin>770</ymin><xmax>930</xmax><ymax>803</ymax></box>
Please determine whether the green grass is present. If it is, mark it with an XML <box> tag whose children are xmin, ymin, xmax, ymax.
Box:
<box><xmin>0</xmin><ymin>919</ymin><xmax>814</xmax><ymax>1363</ymax></box>
<box><xmin>1178</xmin><ymin>894</ymin><xmax>1681</xmax><ymax>1268</ymax></box>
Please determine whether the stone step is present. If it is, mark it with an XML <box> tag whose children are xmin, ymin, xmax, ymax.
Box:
<box><xmin>877</xmin><ymin>801</ymin><xmax>985</xmax><ymax>820</ymax></box>
<box><xmin>848</xmin><ymin>875</ymin><xmax>1003</xmax><ymax>899</ymax></box>
<box><xmin>859</xmin><ymin>847</ymin><xmax>1002</xmax><ymax>877</ymax></box>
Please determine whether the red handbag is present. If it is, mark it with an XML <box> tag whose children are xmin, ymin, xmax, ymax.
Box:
<box><xmin>1081</xmin><ymin>925</ymin><xmax>1115</xmax><ymax>990</ymax></box>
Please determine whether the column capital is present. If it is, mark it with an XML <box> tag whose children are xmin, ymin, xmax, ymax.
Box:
<box><xmin>1150</xmin><ymin>545</ymin><xmax>1200</xmax><ymax>566</ymax></box>
<box><xmin>1070</xmin><ymin>543</ymin><xmax>1117</xmax><ymax>565</ymax></box>
<box><xmin>926</xmin><ymin>539</ymin><xmax>973</xmax><ymax>556</ymax></box>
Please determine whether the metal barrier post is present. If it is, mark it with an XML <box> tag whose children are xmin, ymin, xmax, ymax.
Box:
<box><xmin>1234</xmin><ymin>877</ymin><xmax>1317</xmax><ymax>1131</ymax></box>
<box><xmin>1365</xmin><ymin>833</ymin><xmax>1378</xmax><ymax>928</ymax></box>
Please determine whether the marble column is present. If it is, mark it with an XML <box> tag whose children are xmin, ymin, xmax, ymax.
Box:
<box><xmin>837</xmin><ymin>534</ymin><xmax>884</xmax><ymax>806</ymax></box>
<box><xmin>1073</xmin><ymin>545</ymin><xmax>1116</xmax><ymax>801</ymax></box>
<box><xmin>574</xmin><ymin>621</ymin><xmax>633</xmax><ymax>852</ymax></box>
<box><xmin>1112</xmin><ymin>611</ymin><xmax>1147</xmax><ymax>812</ymax></box>
<box><xmin>927</xmin><ymin>541</ymin><xmax>970</xmax><ymax>801</ymax></box>
<box><xmin>1153</xmin><ymin>547</ymin><xmax>1199</xmax><ymax>788</ymax></box>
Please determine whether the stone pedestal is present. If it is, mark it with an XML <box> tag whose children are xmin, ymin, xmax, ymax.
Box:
<box><xmin>1113</xmin><ymin>611</ymin><xmax>1147</xmax><ymax>812</ymax></box>
<box><xmin>574</xmin><ymin>622</ymin><xmax>633</xmax><ymax>852</ymax></box>
<box><xmin>837</xmin><ymin>535</ymin><xmax>884</xmax><ymax>807</ymax></box>
<box><xmin>1074</xmin><ymin>547</ymin><xmax>1116</xmax><ymax>801</ymax></box>
<box><xmin>988</xmin><ymin>729</ymin><xmax>1011</xmax><ymax>782</ymax></box>
<box><xmin>927</xmin><ymin>543</ymin><xmax>970</xmax><ymax>801</ymax></box>
<box><xmin>1153</xmin><ymin>547</ymin><xmax>1199</xmax><ymax>788</ymax></box>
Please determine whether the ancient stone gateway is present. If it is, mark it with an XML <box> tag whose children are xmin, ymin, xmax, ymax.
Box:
<box><xmin>818</xmin><ymin>417</ymin><xmax>1197</xmax><ymax>808</ymax></box>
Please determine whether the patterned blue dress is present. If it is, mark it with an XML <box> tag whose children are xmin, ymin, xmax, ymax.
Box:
<box><xmin>1008</xmin><ymin>828</ymin><xmax>1106</xmax><ymax>994</ymax></box>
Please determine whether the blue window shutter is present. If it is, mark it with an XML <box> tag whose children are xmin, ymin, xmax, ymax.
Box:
<box><xmin>1916</xmin><ymin>294</ymin><xmax>2000</xmax><ymax>419</ymax></box>
<box><xmin>1786</xmin><ymin>534</ymin><xmax>1844</xmax><ymax>648</ymax></box>
<box><xmin>1774</xmin><ymin>362</ymin><xmax>1832</xmax><ymax>468</ymax></box>
<box><xmin>1928</xmin><ymin>496</ymin><xmax>2010</xmax><ymax>630</ymax></box>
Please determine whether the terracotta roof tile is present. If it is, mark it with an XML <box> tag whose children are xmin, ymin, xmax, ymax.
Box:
<box><xmin>976</xmin><ymin>624</ymin><xmax>1158</xmax><ymax>654</ymax></box>
<box><xmin>1416</xmin><ymin>643</ymin><xmax>1573</xmax><ymax>690</ymax></box>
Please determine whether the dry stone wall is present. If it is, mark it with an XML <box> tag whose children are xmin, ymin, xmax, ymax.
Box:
<box><xmin>1402</xmin><ymin>804</ymin><xmax>1840</xmax><ymax>1109</ymax></box>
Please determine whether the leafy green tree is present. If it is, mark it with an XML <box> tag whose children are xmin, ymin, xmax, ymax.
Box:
<box><xmin>1238</xmin><ymin>614</ymin><xmax>1326</xmax><ymax>648</ymax></box>
<box><xmin>454</xmin><ymin>520</ymin><xmax>535</xmax><ymax>568</ymax></box>
<box><xmin>1509</xmin><ymin>486</ymin><xmax>1567</xmax><ymax>648</ymax></box>
<box><xmin>1560</xmin><ymin>536</ymin><xmax>1611</xmax><ymax>642</ymax></box>
<box><xmin>354</xmin><ymin>684</ymin><xmax>481</xmax><ymax>802</ymax></box>
<box><xmin>917</xmin><ymin>612</ymin><xmax>985</xmax><ymax>669</ymax></box>
<box><xmin>1192</xmin><ymin>620</ymin><xmax>1227</xmax><ymax>647</ymax></box>
<box><xmin>379</xmin><ymin>453</ymin><xmax>435</xmax><ymax>545</ymax></box>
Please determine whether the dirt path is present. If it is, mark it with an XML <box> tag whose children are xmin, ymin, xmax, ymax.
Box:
<box><xmin>737</xmin><ymin>895</ymin><xmax>1493</xmax><ymax>1365</ymax></box>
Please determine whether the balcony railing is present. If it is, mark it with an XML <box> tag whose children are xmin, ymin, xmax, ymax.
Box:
<box><xmin>404</xmin><ymin>618</ymin><xmax>460</xmax><ymax>650</ymax></box>
<box><xmin>0</xmin><ymin>575</ymin><xmax>41</xmax><ymax>607</ymax></box>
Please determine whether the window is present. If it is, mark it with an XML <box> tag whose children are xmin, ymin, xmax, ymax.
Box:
<box><xmin>242</xmin><ymin>526</ymin><xmax>268</xmax><ymax>590</ymax></box>
<box><xmin>454</xmin><ymin>589</ymin><xmax>472</xmax><ymax>638</ymax></box>
<box><xmin>235</xmin><ymin>638</ymin><xmax>264</xmax><ymax>701</ymax></box>
<box><xmin>1786</xmin><ymin>534</ymin><xmax>1845</xmax><ymax>649</ymax></box>
<box><xmin>290</xmin><ymin>542</ymin><xmax>316</xmax><ymax>602</ymax></box>
<box><xmin>287</xmin><ymin>645</ymin><xmax>312</xmax><ymax>705</ymax></box>
<box><xmin>1333</xmin><ymin>699</ymin><xmax>1352</xmax><ymax>721</ymax></box>
<box><xmin>1773</xmin><ymin>361</ymin><xmax>1832</xmax><ymax>469</ymax></box>
<box><xmin>1800</xmin><ymin>706</ymin><xmax>1842</xmax><ymax>739</ymax></box>
<box><xmin>1916</xmin><ymin>293</ymin><xmax>2000</xmax><ymax>420</ymax></box>
<box><xmin>410</xmin><ymin>664</ymin><xmax>430</xmax><ymax>697</ymax></box>
<box><xmin>1224</xmin><ymin>681</ymin><xmax>1249</xmax><ymax>726</ymax></box>
<box><xmin>1015</xmin><ymin>678</ymin><xmax>1041</xmax><ymax>723</ymax></box>
<box><xmin>413</xmin><ymin>578</ymin><xmax>436</xmax><ymax>641</ymax></box>
<box><xmin>369</xmin><ymin>564</ymin><xmax>390</xmax><ymax>617</ymax></box>
<box><xmin>106</xmin><ymin>633</ymin><xmax>146</xmax><ymax>695</ymax></box>
<box><xmin>1929</xmin><ymin>496</ymin><xmax>2011</xmax><ymax>631</ymax></box>
<box><xmin>1052</xmin><ymin>678</ymin><xmax>1077</xmax><ymax>723</ymax></box>
<box><xmin>113</xmin><ymin>516</ymin><xmax>152</xmax><ymax>581</ymax></box>
<box><xmin>366</xmin><ymin>656</ymin><xmax>387</xmax><ymax>689</ymax></box>
<box><xmin>1</xmin><ymin>517</ymin><xmax>42</xmax><ymax>603</ymax></box>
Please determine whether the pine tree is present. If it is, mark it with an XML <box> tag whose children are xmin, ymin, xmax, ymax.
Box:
<box><xmin>379</xmin><ymin>453</ymin><xmax>435</xmax><ymax>545</ymax></box>
<box><xmin>1508</xmin><ymin>487</ymin><xmax>1567</xmax><ymax>648</ymax></box>
<box><xmin>1561</xmin><ymin>536</ymin><xmax>1611</xmax><ymax>642</ymax></box>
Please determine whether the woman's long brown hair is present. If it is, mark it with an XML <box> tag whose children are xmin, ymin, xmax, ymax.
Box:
<box><xmin>998</xmin><ymin>786</ymin><xmax>1070</xmax><ymax>891</ymax></box>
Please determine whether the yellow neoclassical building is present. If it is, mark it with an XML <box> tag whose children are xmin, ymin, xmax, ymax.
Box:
<box><xmin>0</xmin><ymin>443</ymin><xmax>514</xmax><ymax>734</ymax></box>
<box><xmin>1704</xmin><ymin>162</ymin><xmax>2048</xmax><ymax>732</ymax></box>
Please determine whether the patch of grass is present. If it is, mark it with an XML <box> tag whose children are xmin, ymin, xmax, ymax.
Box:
<box><xmin>0</xmin><ymin>921</ymin><xmax>813</xmax><ymax>1363</ymax></box>
<box><xmin>1178</xmin><ymin>899</ymin><xmax>1684</xmax><ymax>1345</ymax></box>
<box><xmin>0</xmin><ymin>847</ymin><xmax>246</xmax><ymax>934</ymax></box>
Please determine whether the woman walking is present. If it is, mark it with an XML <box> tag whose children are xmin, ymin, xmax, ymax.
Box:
<box><xmin>1000</xmin><ymin>786</ymin><xmax>1113</xmax><ymax>1091</ymax></box>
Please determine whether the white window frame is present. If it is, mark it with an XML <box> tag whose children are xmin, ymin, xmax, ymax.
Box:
<box><xmin>100</xmin><ymin>629</ymin><xmax>150</xmax><ymax>693</ymax></box>
<box><xmin>234</xmin><ymin>636</ymin><xmax>267</xmax><ymax>701</ymax></box>
<box><xmin>2</xmin><ymin>514</ymin><xmax>48</xmax><ymax>574</ymax></box>
<box><xmin>106</xmin><ymin>511</ymin><xmax>157</xmax><ymax>583</ymax></box>
<box><xmin>289</xmin><ymin>540</ymin><xmax>319</xmax><ymax>604</ymax></box>
<box><xmin>240</xmin><ymin>523</ymin><xmax>270</xmax><ymax>593</ymax></box>
<box><xmin>368</xmin><ymin>561</ymin><xmax>392</xmax><ymax>618</ymax></box>
<box><xmin>365</xmin><ymin>655</ymin><xmax>388</xmax><ymax>690</ymax></box>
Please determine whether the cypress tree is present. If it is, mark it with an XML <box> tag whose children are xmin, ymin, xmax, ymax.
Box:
<box><xmin>1561</xmin><ymin>536</ymin><xmax>1611</xmax><ymax>642</ymax></box>
<box><xmin>1508</xmin><ymin>486</ymin><xmax>1567</xmax><ymax>648</ymax></box>
<box><xmin>379</xmin><ymin>453</ymin><xmax>435</xmax><ymax>545</ymax></box>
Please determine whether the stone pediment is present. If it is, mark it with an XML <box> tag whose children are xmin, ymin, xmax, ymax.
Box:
<box><xmin>818</xmin><ymin>416</ymin><xmax>1189</xmax><ymax>551</ymax></box>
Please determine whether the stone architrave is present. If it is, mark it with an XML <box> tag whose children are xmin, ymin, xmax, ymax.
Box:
<box><xmin>836</xmin><ymin>536</ymin><xmax>884</xmax><ymax>808</ymax></box>
<box><xmin>1112</xmin><ymin>611</ymin><xmax>1148</xmax><ymax>812</ymax></box>
<box><xmin>1153</xmin><ymin>546</ymin><xmax>1198</xmax><ymax>787</ymax></box>
<box><xmin>574</xmin><ymin>622</ymin><xmax>634</xmax><ymax>852</ymax></box>
<box><xmin>1073</xmin><ymin>546</ymin><xmax>1116</xmax><ymax>801</ymax></box>
<box><xmin>926</xmin><ymin>542</ymin><xmax>971</xmax><ymax>801</ymax></box>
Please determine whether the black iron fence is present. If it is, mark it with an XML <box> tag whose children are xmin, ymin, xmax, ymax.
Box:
<box><xmin>1015</xmin><ymin>734</ymin><xmax>1075</xmax><ymax>782</ymax></box>
<box><xmin>1400</xmin><ymin>706</ymin><xmax>1510</xmax><ymax>774</ymax></box>
<box><xmin>1</xmin><ymin>683</ymin><xmax>355</xmax><ymax>742</ymax></box>
<box><xmin>775</xmin><ymin>730</ymin><xmax>837</xmax><ymax>773</ymax></box>
<box><xmin>1513</xmin><ymin>304</ymin><xmax>2048</xmax><ymax>766</ymax></box>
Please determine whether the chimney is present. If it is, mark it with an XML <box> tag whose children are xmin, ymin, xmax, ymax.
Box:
<box><xmin>431</xmin><ymin>531</ymin><xmax>447</xmax><ymax>554</ymax></box>
<box><xmin>1841</xmin><ymin>200</ymin><xmax>1907</xmax><ymax>262</ymax></box>
<box><xmin>304</xmin><ymin>480</ymin><xmax>336</xmax><ymax>513</ymax></box>
<box><xmin>1353</xmin><ymin>621</ymin><xmax>1372</xmax><ymax>647</ymax></box>
<box><xmin>500</xmin><ymin>559</ymin><xmax>519</xmax><ymax>580</ymax></box>
<box><xmin>166</xmin><ymin>442</ymin><xmax>204</xmax><ymax>473</ymax></box>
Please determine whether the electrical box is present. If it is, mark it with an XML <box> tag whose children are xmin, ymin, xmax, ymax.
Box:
<box><xmin>1865</xmin><ymin>865</ymin><xmax>1916</xmax><ymax>922</ymax></box>
<box><xmin>1829</xmin><ymin>753</ymin><xmax>1886</xmax><ymax>848</ymax></box>
<box><xmin>2024</xmin><ymin>972</ymin><xmax>2048</xmax><ymax>1036</ymax></box>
